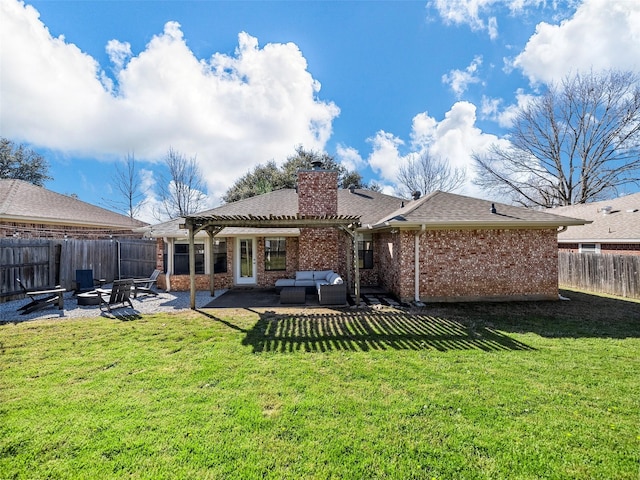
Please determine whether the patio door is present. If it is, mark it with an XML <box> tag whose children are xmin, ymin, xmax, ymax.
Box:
<box><xmin>236</xmin><ymin>238</ymin><xmax>257</xmax><ymax>285</ymax></box>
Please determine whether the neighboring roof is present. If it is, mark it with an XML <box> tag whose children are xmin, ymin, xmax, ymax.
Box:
<box><xmin>0</xmin><ymin>179</ymin><xmax>147</xmax><ymax>229</ymax></box>
<box><xmin>551</xmin><ymin>192</ymin><xmax>640</xmax><ymax>243</ymax></box>
<box><xmin>374</xmin><ymin>191</ymin><xmax>589</xmax><ymax>229</ymax></box>
<box><xmin>143</xmin><ymin>188</ymin><xmax>589</xmax><ymax>238</ymax></box>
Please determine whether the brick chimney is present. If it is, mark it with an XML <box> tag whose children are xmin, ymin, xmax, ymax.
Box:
<box><xmin>296</xmin><ymin>162</ymin><xmax>341</xmax><ymax>272</ymax></box>
<box><xmin>297</xmin><ymin>162</ymin><xmax>338</xmax><ymax>216</ymax></box>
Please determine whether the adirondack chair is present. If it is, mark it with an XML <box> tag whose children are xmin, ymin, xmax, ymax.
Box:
<box><xmin>97</xmin><ymin>279</ymin><xmax>134</xmax><ymax>312</ymax></box>
<box><xmin>16</xmin><ymin>277</ymin><xmax>66</xmax><ymax>315</ymax></box>
<box><xmin>132</xmin><ymin>269</ymin><xmax>161</xmax><ymax>298</ymax></box>
<box><xmin>74</xmin><ymin>269</ymin><xmax>105</xmax><ymax>295</ymax></box>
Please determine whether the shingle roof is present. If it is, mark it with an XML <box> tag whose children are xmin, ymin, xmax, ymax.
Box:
<box><xmin>0</xmin><ymin>179</ymin><xmax>147</xmax><ymax>229</ymax></box>
<box><xmin>375</xmin><ymin>191</ymin><xmax>588</xmax><ymax>229</ymax></box>
<box><xmin>143</xmin><ymin>188</ymin><xmax>404</xmax><ymax>237</ymax></box>
<box><xmin>551</xmin><ymin>192</ymin><xmax>640</xmax><ymax>242</ymax></box>
<box><xmin>143</xmin><ymin>188</ymin><xmax>588</xmax><ymax>238</ymax></box>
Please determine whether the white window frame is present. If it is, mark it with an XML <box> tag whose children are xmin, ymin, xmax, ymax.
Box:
<box><xmin>579</xmin><ymin>243</ymin><xmax>601</xmax><ymax>254</ymax></box>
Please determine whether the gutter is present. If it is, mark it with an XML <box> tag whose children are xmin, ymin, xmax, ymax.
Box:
<box><xmin>371</xmin><ymin>220</ymin><xmax>589</xmax><ymax>230</ymax></box>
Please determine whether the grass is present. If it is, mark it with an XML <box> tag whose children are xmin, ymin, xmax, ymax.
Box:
<box><xmin>1</xmin><ymin>289</ymin><xmax>639</xmax><ymax>479</ymax></box>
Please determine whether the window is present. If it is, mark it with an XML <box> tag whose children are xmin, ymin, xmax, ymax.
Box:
<box><xmin>213</xmin><ymin>239</ymin><xmax>227</xmax><ymax>273</ymax></box>
<box><xmin>265</xmin><ymin>237</ymin><xmax>286</xmax><ymax>271</ymax></box>
<box><xmin>174</xmin><ymin>243</ymin><xmax>204</xmax><ymax>274</ymax></box>
<box><xmin>358</xmin><ymin>233</ymin><xmax>374</xmax><ymax>269</ymax></box>
<box><xmin>579</xmin><ymin>243</ymin><xmax>601</xmax><ymax>254</ymax></box>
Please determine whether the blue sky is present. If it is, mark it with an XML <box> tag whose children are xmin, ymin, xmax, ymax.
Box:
<box><xmin>1</xmin><ymin>0</ymin><xmax>639</xmax><ymax>222</ymax></box>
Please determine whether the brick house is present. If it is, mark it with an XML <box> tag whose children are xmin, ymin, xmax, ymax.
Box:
<box><xmin>141</xmin><ymin>166</ymin><xmax>587</xmax><ymax>303</ymax></box>
<box><xmin>552</xmin><ymin>192</ymin><xmax>640</xmax><ymax>255</ymax></box>
<box><xmin>1</xmin><ymin>179</ymin><xmax>147</xmax><ymax>239</ymax></box>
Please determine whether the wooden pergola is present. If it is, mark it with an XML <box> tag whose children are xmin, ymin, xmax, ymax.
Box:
<box><xmin>180</xmin><ymin>213</ymin><xmax>362</xmax><ymax>309</ymax></box>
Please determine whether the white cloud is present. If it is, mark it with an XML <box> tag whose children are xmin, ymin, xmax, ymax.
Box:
<box><xmin>514</xmin><ymin>0</ymin><xmax>640</xmax><ymax>84</ymax></box>
<box><xmin>335</xmin><ymin>144</ymin><xmax>365</xmax><ymax>172</ymax></box>
<box><xmin>367</xmin><ymin>131</ymin><xmax>406</xmax><ymax>183</ymax></box>
<box><xmin>480</xmin><ymin>88</ymin><xmax>536</xmax><ymax>127</ymax></box>
<box><xmin>364</xmin><ymin>102</ymin><xmax>509</xmax><ymax>198</ymax></box>
<box><xmin>442</xmin><ymin>55</ymin><xmax>483</xmax><ymax>98</ymax></box>
<box><xmin>0</xmin><ymin>0</ymin><xmax>339</xmax><ymax>205</ymax></box>
<box><xmin>428</xmin><ymin>0</ymin><xmax>544</xmax><ymax>39</ymax></box>
<box><xmin>106</xmin><ymin>39</ymin><xmax>132</xmax><ymax>74</ymax></box>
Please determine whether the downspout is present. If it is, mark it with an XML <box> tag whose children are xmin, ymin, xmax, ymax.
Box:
<box><xmin>163</xmin><ymin>237</ymin><xmax>172</xmax><ymax>292</ymax></box>
<box><xmin>557</xmin><ymin>226</ymin><xmax>568</xmax><ymax>233</ymax></box>
<box><xmin>414</xmin><ymin>225</ymin><xmax>426</xmax><ymax>303</ymax></box>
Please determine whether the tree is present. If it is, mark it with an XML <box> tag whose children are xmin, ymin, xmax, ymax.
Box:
<box><xmin>103</xmin><ymin>153</ymin><xmax>146</xmax><ymax>219</ymax></box>
<box><xmin>397</xmin><ymin>152</ymin><xmax>465</xmax><ymax>198</ymax></box>
<box><xmin>474</xmin><ymin>70</ymin><xmax>640</xmax><ymax>207</ymax></box>
<box><xmin>0</xmin><ymin>138</ymin><xmax>51</xmax><ymax>186</ymax></box>
<box><xmin>156</xmin><ymin>148</ymin><xmax>208</xmax><ymax>219</ymax></box>
<box><xmin>222</xmin><ymin>161</ymin><xmax>283</xmax><ymax>203</ymax></box>
<box><xmin>223</xmin><ymin>146</ymin><xmax>371</xmax><ymax>203</ymax></box>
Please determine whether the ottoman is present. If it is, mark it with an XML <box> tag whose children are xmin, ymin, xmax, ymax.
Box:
<box><xmin>280</xmin><ymin>286</ymin><xmax>306</xmax><ymax>304</ymax></box>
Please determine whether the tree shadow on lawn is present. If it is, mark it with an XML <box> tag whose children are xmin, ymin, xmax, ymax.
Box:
<box><xmin>424</xmin><ymin>289</ymin><xmax>640</xmax><ymax>339</ymax></box>
<box><xmin>197</xmin><ymin>308</ymin><xmax>534</xmax><ymax>353</ymax></box>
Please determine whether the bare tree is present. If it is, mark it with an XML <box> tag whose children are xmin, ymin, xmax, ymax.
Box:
<box><xmin>156</xmin><ymin>148</ymin><xmax>208</xmax><ymax>219</ymax></box>
<box><xmin>397</xmin><ymin>152</ymin><xmax>466</xmax><ymax>198</ymax></box>
<box><xmin>104</xmin><ymin>153</ymin><xmax>146</xmax><ymax>219</ymax></box>
<box><xmin>474</xmin><ymin>69</ymin><xmax>640</xmax><ymax>207</ymax></box>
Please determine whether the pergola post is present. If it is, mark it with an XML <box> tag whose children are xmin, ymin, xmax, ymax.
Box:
<box><xmin>206</xmin><ymin>227</ymin><xmax>224</xmax><ymax>298</ymax></box>
<box><xmin>187</xmin><ymin>220</ymin><xmax>196</xmax><ymax>310</ymax></box>
<box><xmin>341</xmin><ymin>225</ymin><xmax>361</xmax><ymax>307</ymax></box>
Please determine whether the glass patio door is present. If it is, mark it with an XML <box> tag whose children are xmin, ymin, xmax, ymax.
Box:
<box><xmin>236</xmin><ymin>238</ymin><xmax>257</xmax><ymax>284</ymax></box>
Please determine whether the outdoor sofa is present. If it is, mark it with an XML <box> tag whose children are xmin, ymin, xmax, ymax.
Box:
<box><xmin>275</xmin><ymin>270</ymin><xmax>347</xmax><ymax>305</ymax></box>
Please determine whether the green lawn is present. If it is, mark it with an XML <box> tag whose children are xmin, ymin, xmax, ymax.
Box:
<box><xmin>1</xmin><ymin>290</ymin><xmax>639</xmax><ymax>479</ymax></box>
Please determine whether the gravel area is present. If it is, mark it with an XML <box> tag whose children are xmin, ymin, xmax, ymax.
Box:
<box><xmin>0</xmin><ymin>288</ymin><xmax>226</xmax><ymax>323</ymax></box>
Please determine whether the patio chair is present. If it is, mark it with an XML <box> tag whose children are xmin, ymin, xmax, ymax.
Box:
<box><xmin>74</xmin><ymin>269</ymin><xmax>105</xmax><ymax>295</ymax></box>
<box><xmin>97</xmin><ymin>279</ymin><xmax>134</xmax><ymax>312</ymax></box>
<box><xmin>132</xmin><ymin>269</ymin><xmax>161</xmax><ymax>298</ymax></box>
<box><xmin>16</xmin><ymin>277</ymin><xmax>66</xmax><ymax>315</ymax></box>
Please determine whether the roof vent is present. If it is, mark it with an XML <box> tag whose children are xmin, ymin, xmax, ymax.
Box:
<box><xmin>412</xmin><ymin>191</ymin><xmax>421</xmax><ymax>200</ymax></box>
<box><xmin>311</xmin><ymin>160</ymin><xmax>323</xmax><ymax>170</ymax></box>
<box><xmin>490</xmin><ymin>203</ymin><xmax>497</xmax><ymax>214</ymax></box>
<box><xmin>348</xmin><ymin>184</ymin><xmax>356</xmax><ymax>194</ymax></box>
<box><xmin>601</xmin><ymin>206</ymin><xmax>612</xmax><ymax>215</ymax></box>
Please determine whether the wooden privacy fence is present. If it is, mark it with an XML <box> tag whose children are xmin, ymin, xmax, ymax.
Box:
<box><xmin>558</xmin><ymin>251</ymin><xmax>640</xmax><ymax>299</ymax></box>
<box><xmin>118</xmin><ymin>239</ymin><xmax>157</xmax><ymax>279</ymax></box>
<box><xmin>0</xmin><ymin>238</ymin><xmax>60</xmax><ymax>299</ymax></box>
<box><xmin>1</xmin><ymin>238</ymin><xmax>157</xmax><ymax>302</ymax></box>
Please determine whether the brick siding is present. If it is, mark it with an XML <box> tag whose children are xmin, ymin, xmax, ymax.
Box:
<box><xmin>298</xmin><ymin>228</ymin><xmax>343</xmax><ymax>274</ymax></box>
<box><xmin>376</xmin><ymin>231</ymin><xmax>404</xmax><ymax>297</ymax></box>
<box><xmin>409</xmin><ymin>228</ymin><xmax>558</xmax><ymax>302</ymax></box>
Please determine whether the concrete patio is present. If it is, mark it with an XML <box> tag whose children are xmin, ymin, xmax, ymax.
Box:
<box><xmin>203</xmin><ymin>286</ymin><xmax>404</xmax><ymax>309</ymax></box>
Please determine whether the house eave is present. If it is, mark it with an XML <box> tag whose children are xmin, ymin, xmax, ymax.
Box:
<box><xmin>371</xmin><ymin>220</ymin><xmax>589</xmax><ymax>230</ymax></box>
